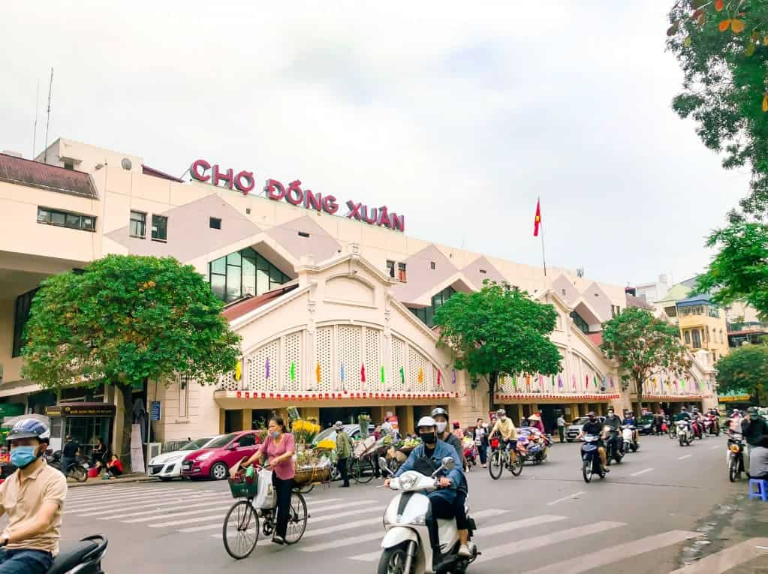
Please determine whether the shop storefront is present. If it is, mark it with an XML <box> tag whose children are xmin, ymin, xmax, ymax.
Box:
<box><xmin>45</xmin><ymin>402</ymin><xmax>116</xmax><ymax>458</ymax></box>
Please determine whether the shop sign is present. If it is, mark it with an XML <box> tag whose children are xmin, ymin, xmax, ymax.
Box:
<box><xmin>45</xmin><ymin>404</ymin><xmax>117</xmax><ymax>418</ymax></box>
<box><xmin>0</xmin><ymin>404</ymin><xmax>24</xmax><ymax>418</ymax></box>
<box><xmin>719</xmin><ymin>394</ymin><xmax>751</xmax><ymax>403</ymax></box>
<box><xmin>189</xmin><ymin>159</ymin><xmax>405</xmax><ymax>232</ymax></box>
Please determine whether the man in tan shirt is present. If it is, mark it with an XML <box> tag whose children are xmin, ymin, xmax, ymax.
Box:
<box><xmin>0</xmin><ymin>418</ymin><xmax>67</xmax><ymax>573</ymax></box>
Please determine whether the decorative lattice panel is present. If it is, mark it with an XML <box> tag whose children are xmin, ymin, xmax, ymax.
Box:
<box><xmin>283</xmin><ymin>332</ymin><xmax>302</xmax><ymax>392</ymax></box>
<box><xmin>218</xmin><ymin>370</ymin><xmax>238</xmax><ymax>391</ymax></box>
<box><xmin>315</xmin><ymin>327</ymin><xmax>333</xmax><ymax>392</ymax></box>
<box><xmin>408</xmin><ymin>346</ymin><xmax>431</xmax><ymax>390</ymax></box>
<box><xmin>365</xmin><ymin>328</ymin><xmax>381</xmax><ymax>389</ymax></box>
<box><xmin>245</xmin><ymin>339</ymin><xmax>280</xmax><ymax>392</ymax></box>
<box><xmin>337</xmin><ymin>325</ymin><xmax>362</xmax><ymax>392</ymax></box>
<box><xmin>391</xmin><ymin>336</ymin><xmax>406</xmax><ymax>392</ymax></box>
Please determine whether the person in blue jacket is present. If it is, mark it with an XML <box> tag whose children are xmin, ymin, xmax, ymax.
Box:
<box><xmin>385</xmin><ymin>416</ymin><xmax>468</xmax><ymax>559</ymax></box>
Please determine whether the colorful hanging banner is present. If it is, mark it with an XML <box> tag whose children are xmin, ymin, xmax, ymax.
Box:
<box><xmin>437</xmin><ymin>370</ymin><xmax>442</xmax><ymax>386</ymax></box>
<box><xmin>381</xmin><ymin>366</ymin><xmax>385</xmax><ymax>384</ymax></box>
<box><xmin>609</xmin><ymin>376</ymin><xmax>614</xmax><ymax>389</ymax></box>
<box><xmin>418</xmin><ymin>367</ymin><xmax>424</xmax><ymax>384</ymax></box>
<box><xmin>290</xmin><ymin>362</ymin><xmax>296</xmax><ymax>381</ymax></box>
<box><xmin>361</xmin><ymin>364</ymin><xmax>366</xmax><ymax>383</ymax></box>
<box><xmin>558</xmin><ymin>375</ymin><xmax>563</xmax><ymax>389</ymax></box>
<box><xmin>526</xmin><ymin>373</ymin><xmax>531</xmax><ymax>388</ymax></box>
<box><xmin>400</xmin><ymin>367</ymin><xmax>405</xmax><ymax>384</ymax></box>
<box><xmin>265</xmin><ymin>358</ymin><xmax>270</xmax><ymax>379</ymax></box>
<box><xmin>315</xmin><ymin>362</ymin><xmax>321</xmax><ymax>383</ymax></box>
<box><xmin>452</xmin><ymin>370</ymin><xmax>457</xmax><ymax>385</ymax></box>
<box><xmin>340</xmin><ymin>362</ymin><xmax>346</xmax><ymax>382</ymax></box>
<box><xmin>572</xmin><ymin>374</ymin><xmax>577</xmax><ymax>390</ymax></box>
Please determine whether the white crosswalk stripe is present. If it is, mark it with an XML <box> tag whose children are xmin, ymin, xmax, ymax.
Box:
<box><xmin>669</xmin><ymin>538</ymin><xmax>768</xmax><ymax>573</ymax></box>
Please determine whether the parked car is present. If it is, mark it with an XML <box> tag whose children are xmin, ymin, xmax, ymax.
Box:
<box><xmin>181</xmin><ymin>431</ymin><xmax>262</xmax><ymax>480</ymax></box>
<box><xmin>148</xmin><ymin>436</ymin><xmax>218</xmax><ymax>481</ymax></box>
<box><xmin>566</xmin><ymin>416</ymin><xmax>606</xmax><ymax>442</ymax></box>
<box><xmin>312</xmin><ymin>424</ymin><xmax>376</xmax><ymax>446</ymax></box>
<box><xmin>637</xmin><ymin>415</ymin><xmax>655</xmax><ymax>436</ymax></box>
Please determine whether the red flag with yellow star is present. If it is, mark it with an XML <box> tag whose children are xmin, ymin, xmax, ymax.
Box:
<box><xmin>534</xmin><ymin>199</ymin><xmax>542</xmax><ymax>237</ymax></box>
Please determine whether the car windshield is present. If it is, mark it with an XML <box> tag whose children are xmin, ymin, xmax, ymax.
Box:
<box><xmin>204</xmin><ymin>433</ymin><xmax>239</xmax><ymax>449</ymax></box>
<box><xmin>314</xmin><ymin>428</ymin><xmax>337</xmax><ymax>444</ymax></box>
<box><xmin>573</xmin><ymin>417</ymin><xmax>590</xmax><ymax>425</ymax></box>
<box><xmin>180</xmin><ymin>437</ymin><xmax>213</xmax><ymax>451</ymax></box>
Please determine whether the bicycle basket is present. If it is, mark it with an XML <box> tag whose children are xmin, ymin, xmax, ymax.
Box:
<box><xmin>228</xmin><ymin>474</ymin><xmax>258</xmax><ymax>499</ymax></box>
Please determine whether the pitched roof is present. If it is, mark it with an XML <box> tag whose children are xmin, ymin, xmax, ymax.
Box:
<box><xmin>460</xmin><ymin>256</ymin><xmax>505</xmax><ymax>288</ymax></box>
<box><xmin>626</xmin><ymin>293</ymin><xmax>653</xmax><ymax>310</ymax></box>
<box><xmin>0</xmin><ymin>153</ymin><xmax>98</xmax><ymax>199</ymax></box>
<box><xmin>264</xmin><ymin>215</ymin><xmax>341</xmax><ymax>264</ymax></box>
<box><xmin>393</xmin><ymin>244</ymin><xmax>460</xmax><ymax>305</ymax></box>
<box><xmin>677</xmin><ymin>293</ymin><xmax>714</xmax><ymax>307</ymax></box>
<box><xmin>222</xmin><ymin>284</ymin><xmax>298</xmax><ymax>321</ymax></box>
<box><xmin>142</xmin><ymin>165</ymin><xmax>183</xmax><ymax>182</ymax></box>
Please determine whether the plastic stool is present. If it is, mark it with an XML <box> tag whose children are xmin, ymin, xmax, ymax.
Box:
<box><xmin>748</xmin><ymin>479</ymin><xmax>768</xmax><ymax>501</ymax></box>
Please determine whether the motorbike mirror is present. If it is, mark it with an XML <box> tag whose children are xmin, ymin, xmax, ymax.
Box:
<box><xmin>441</xmin><ymin>456</ymin><xmax>456</xmax><ymax>470</ymax></box>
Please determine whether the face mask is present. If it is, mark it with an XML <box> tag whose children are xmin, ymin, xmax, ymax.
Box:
<box><xmin>270</xmin><ymin>431</ymin><xmax>280</xmax><ymax>440</ymax></box>
<box><xmin>419</xmin><ymin>432</ymin><xmax>437</xmax><ymax>445</ymax></box>
<box><xmin>608</xmin><ymin>413</ymin><xmax>615</xmax><ymax>419</ymax></box>
<box><xmin>588</xmin><ymin>417</ymin><xmax>596</xmax><ymax>422</ymax></box>
<box><xmin>500</xmin><ymin>416</ymin><xmax>507</xmax><ymax>422</ymax></box>
<box><xmin>11</xmin><ymin>446</ymin><xmax>38</xmax><ymax>469</ymax></box>
<box><xmin>436</xmin><ymin>422</ymin><xmax>447</xmax><ymax>433</ymax></box>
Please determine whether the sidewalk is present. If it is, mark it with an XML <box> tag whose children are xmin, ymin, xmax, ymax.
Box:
<box><xmin>68</xmin><ymin>473</ymin><xmax>157</xmax><ymax>488</ymax></box>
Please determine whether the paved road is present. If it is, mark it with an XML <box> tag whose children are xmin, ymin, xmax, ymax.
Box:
<box><xmin>59</xmin><ymin>433</ymin><xmax>767</xmax><ymax>573</ymax></box>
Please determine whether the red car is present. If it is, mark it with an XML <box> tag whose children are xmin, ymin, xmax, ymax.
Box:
<box><xmin>181</xmin><ymin>430</ymin><xmax>261</xmax><ymax>480</ymax></box>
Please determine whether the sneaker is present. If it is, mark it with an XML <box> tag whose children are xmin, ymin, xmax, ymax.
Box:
<box><xmin>458</xmin><ymin>544</ymin><xmax>471</xmax><ymax>558</ymax></box>
<box><xmin>604</xmin><ymin>467</ymin><xmax>610</xmax><ymax>473</ymax></box>
<box><xmin>272</xmin><ymin>535</ymin><xmax>285</xmax><ymax>545</ymax></box>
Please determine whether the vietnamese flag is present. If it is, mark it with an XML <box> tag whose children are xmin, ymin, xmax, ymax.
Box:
<box><xmin>533</xmin><ymin>199</ymin><xmax>542</xmax><ymax>237</ymax></box>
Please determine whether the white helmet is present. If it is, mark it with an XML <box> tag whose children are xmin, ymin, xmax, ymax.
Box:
<box><xmin>416</xmin><ymin>416</ymin><xmax>437</xmax><ymax>432</ymax></box>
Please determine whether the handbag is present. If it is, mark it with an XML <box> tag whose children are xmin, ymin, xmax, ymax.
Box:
<box><xmin>253</xmin><ymin>468</ymin><xmax>276</xmax><ymax>510</ymax></box>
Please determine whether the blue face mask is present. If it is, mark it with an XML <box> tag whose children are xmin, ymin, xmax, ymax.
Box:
<box><xmin>11</xmin><ymin>446</ymin><xmax>38</xmax><ymax>468</ymax></box>
<box><xmin>270</xmin><ymin>432</ymin><xmax>280</xmax><ymax>440</ymax></box>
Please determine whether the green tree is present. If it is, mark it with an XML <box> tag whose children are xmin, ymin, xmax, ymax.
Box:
<box><xmin>21</xmin><ymin>255</ymin><xmax>241</xmax><ymax>460</ymax></box>
<box><xmin>695</xmin><ymin>221</ymin><xmax>768</xmax><ymax>315</ymax></box>
<box><xmin>667</xmin><ymin>0</ymin><xmax>768</xmax><ymax>218</ymax></box>
<box><xmin>600</xmin><ymin>307</ymin><xmax>690</xmax><ymax>410</ymax></box>
<box><xmin>714</xmin><ymin>343</ymin><xmax>768</xmax><ymax>403</ymax></box>
<box><xmin>434</xmin><ymin>282</ymin><xmax>561</xmax><ymax>411</ymax></box>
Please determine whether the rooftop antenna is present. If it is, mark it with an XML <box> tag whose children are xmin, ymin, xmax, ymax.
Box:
<box><xmin>32</xmin><ymin>80</ymin><xmax>40</xmax><ymax>160</ymax></box>
<box><xmin>43</xmin><ymin>68</ymin><xmax>53</xmax><ymax>164</ymax></box>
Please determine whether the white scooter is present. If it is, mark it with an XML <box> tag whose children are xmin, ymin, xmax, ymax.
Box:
<box><xmin>377</xmin><ymin>457</ymin><xmax>478</xmax><ymax>574</ymax></box>
<box><xmin>677</xmin><ymin>420</ymin><xmax>693</xmax><ymax>447</ymax></box>
<box><xmin>621</xmin><ymin>424</ymin><xmax>638</xmax><ymax>453</ymax></box>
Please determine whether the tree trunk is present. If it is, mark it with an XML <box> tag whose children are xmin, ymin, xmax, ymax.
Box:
<box><xmin>634</xmin><ymin>377</ymin><xmax>644</xmax><ymax>416</ymax></box>
<box><xmin>117</xmin><ymin>383</ymin><xmax>134</xmax><ymax>462</ymax></box>
<box><xmin>488</xmin><ymin>371</ymin><xmax>498</xmax><ymax>412</ymax></box>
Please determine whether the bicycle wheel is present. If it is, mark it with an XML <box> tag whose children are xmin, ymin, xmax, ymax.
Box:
<box><xmin>488</xmin><ymin>450</ymin><xmax>504</xmax><ymax>480</ymax></box>
<box><xmin>353</xmin><ymin>457</ymin><xmax>375</xmax><ymax>484</ymax></box>
<box><xmin>223</xmin><ymin>500</ymin><xmax>259</xmax><ymax>560</ymax></box>
<box><xmin>509</xmin><ymin>453</ymin><xmax>524</xmax><ymax>476</ymax></box>
<box><xmin>284</xmin><ymin>492</ymin><xmax>308</xmax><ymax>544</ymax></box>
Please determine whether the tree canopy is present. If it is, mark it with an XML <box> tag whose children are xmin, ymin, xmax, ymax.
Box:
<box><xmin>22</xmin><ymin>255</ymin><xmax>241</xmax><ymax>457</ymax></box>
<box><xmin>434</xmin><ymin>282</ymin><xmax>562</xmax><ymax>410</ymax></box>
<box><xmin>600</xmin><ymin>307</ymin><xmax>690</xmax><ymax>408</ymax></box>
<box><xmin>714</xmin><ymin>343</ymin><xmax>768</xmax><ymax>402</ymax></box>
<box><xmin>667</xmin><ymin>0</ymin><xmax>768</xmax><ymax>219</ymax></box>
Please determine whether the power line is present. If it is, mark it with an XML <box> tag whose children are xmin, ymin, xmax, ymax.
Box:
<box><xmin>43</xmin><ymin>68</ymin><xmax>53</xmax><ymax>163</ymax></box>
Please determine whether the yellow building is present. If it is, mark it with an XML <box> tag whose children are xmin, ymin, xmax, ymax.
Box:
<box><xmin>676</xmin><ymin>294</ymin><xmax>729</xmax><ymax>365</ymax></box>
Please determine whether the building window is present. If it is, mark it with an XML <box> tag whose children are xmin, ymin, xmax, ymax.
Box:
<box><xmin>713</xmin><ymin>352</ymin><xmax>718</xmax><ymax>362</ymax></box>
<box><xmin>64</xmin><ymin>161</ymin><xmax>74</xmax><ymax>171</ymax></box>
<box><xmin>692</xmin><ymin>329</ymin><xmax>701</xmax><ymax>349</ymax></box>
<box><xmin>12</xmin><ymin>288</ymin><xmax>39</xmax><ymax>358</ymax></box>
<box><xmin>386</xmin><ymin>260</ymin><xmax>396</xmax><ymax>278</ymax></box>
<box><xmin>210</xmin><ymin>217</ymin><xmax>222</xmax><ymax>230</ymax></box>
<box><xmin>37</xmin><ymin>207</ymin><xmax>96</xmax><ymax>232</ymax></box>
<box><xmin>397</xmin><ymin>263</ymin><xmax>407</xmax><ymax>282</ymax></box>
<box><xmin>178</xmin><ymin>375</ymin><xmax>190</xmax><ymax>419</ymax></box>
<box><xmin>130</xmin><ymin>211</ymin><xmax>146</xmax><ymax>238</ymax></box>
<box><xmin>208</xmin><ymin>247</ymin><xmax>290</xmax><ymax>303</ymax></box>
<box><xmin>298</xmin><ymin>231</ymin><xmax>310</xmax><ymax>238</ymax></box>
<box><xmin>570</xmin><ymin>311</ymin><xmax>590</xmax><ymax>334</ymax></box>
<box><xmin>479</xmin><ymin>269</ymin><xmax>487</xmax><ymax>274</ymax></box>
<box><xmin>408</xmin><ymin>286</ymin><xmax>457</xmax><ymax>328</ymax></box>
<box><xmin>684</xmin><ymin>330</ymin><xmax>691</xmax><ymax>344</ymax></box>
<box><xmin>430</xmin><ymin>261</ymin><xmax>436</xmax><ymax>270</ymax></box>
<box><xmin>561</xmin><ymin>288</ymin><xmax>566</xmax><ymax>296</ymax></box>
<box><xmin>151</xmin><ymin>215</ymin><xmax>168</xmax><ymax>241</ymax></box>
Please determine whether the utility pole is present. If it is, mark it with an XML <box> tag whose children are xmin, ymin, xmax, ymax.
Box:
<box><xmin>32</xmin><ymin>80</ymin><xmax>40</xmax><ymax>160</ymax></box>
<box><xmin>43</xmin><ymin>68</ymin><xmax>53</xmax><ymax>163</ymax></box>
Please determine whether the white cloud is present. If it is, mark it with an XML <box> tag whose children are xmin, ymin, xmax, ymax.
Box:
<box><xmin>0</xmin><ymin>0</ymin><xmax>748</xmax><ymax>286</ymax></box>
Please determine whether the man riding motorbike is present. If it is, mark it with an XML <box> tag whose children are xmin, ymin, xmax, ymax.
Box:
<box><xmin>431</xmin><ymin>408</ymin><xmax>470</xmax><ymax>557</ymax></box>
<box><xmin>690</xmin><ymin>408</ymin><xmax>704</xmax><ymax>439</ymax></box>
<box><xmin>623</xmin><ymin>411</ymin><xmax>640</xmax><ymax>444</ymax></box>
<box><xmin>578</xmin><ymin>412</ymin><xmax>609</xmax><ymax>472</ymax></box>
<box><xmin>385</xmin><ymin>417</ymin><xmax>469</xmax><ymax>560</ymax></box>
<box><xmin>603</xmin><ymin>408</ymin><xmax>622</xmax><ymax>463</ymax></box>
<box><xmin>489</xmin><ymin>409</ymin><xmax>518</xmax><ymax>465</ymax></box>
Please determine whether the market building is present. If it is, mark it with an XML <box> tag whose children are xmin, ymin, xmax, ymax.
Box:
<box><xmin>0</xmin><ymin>139</ymin><xmax>719</xmax><ymax>456</ymax></box>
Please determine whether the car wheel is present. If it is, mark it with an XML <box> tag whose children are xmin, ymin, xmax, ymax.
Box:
<box><xmin>210</xmin><ymin>462</ymin><xmax>228</xmax><ymax>481</ymax></box>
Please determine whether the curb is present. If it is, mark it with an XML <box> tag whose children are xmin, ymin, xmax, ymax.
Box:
<box><xmin>68</xmin><ymin>475</ymin><xmax>157</xmax><ymax>488</ymax></box>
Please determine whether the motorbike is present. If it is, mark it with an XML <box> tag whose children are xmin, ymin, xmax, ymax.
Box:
<box><xmin>621</xmin><ymin>424</ymin><xmax>639</xmax><ymax>453</ymax></box>
<box><xmin>677</xmin><ymin>421</ymin><xmax>693</xmax><ymax>447</ymax></box>
<box><xmin>691</xmin><ymin>418</ymin><xmax>704</xmax><ymax>440</ymax></box>
<box><xmin>704</xmin><ymin>416</ymin><xmax>720</xmax><ymax>436</ymax></box>
<box><xmin>727</xmin><ymin>433</ymin><xmax>745</xmax><ymax>482</ymax></box>
<box><xmin>378</xmin><ymin>457</ymin><xmax>479</xmax><ymax>574</ymax></box>
<box><xmin>603</xmin><ymin>427</ymin><xmax>623</xmax><ymax>466</ymax></box>
<box><xmin>667</xmin><ymin>417</ymin><xmax>678</xmax><ymax>440</ymax></box>
<box><xmin>517</xmin><ymin>429</ymin><xmax>550</xmax><ymax>465</ymax></box>
<box><xmin>581</xmin><ymin>434</ymin><xmax>605</xmax><ymax>483</ymax></box>
<box><xmin>463</xmin><ymin>440</ymin><xmax>478</xmax><ymax>470</ymax></box>
<box><xmin>47</xmin><ymin>534</ymin><xmax>108</xmax><ymax>574</ymax></box>
<box><xmin>47</xmin><ymin>451</ymin><xmax>88</xmax><ymax>483</ymax></box>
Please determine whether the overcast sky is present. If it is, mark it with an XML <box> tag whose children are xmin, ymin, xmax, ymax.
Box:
<box><xmin>1</xmin><ymin>2</ymin><xmax>749</xmax><ymax>287</ymax></box>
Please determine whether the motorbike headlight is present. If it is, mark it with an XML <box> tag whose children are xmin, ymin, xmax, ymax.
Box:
<box><xmin>398</xmin><ymin>473</ymin><xmax>418</xmax><ymax>491</ymax></box>
<box><xmin>729</xmin><ymin>445</ymin><xmax>740</xmax><ymax>453</ymax></box>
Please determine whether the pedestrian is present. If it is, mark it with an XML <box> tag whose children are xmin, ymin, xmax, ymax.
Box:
<box><xmin>0</xmin><ymin>418</ymin><xmax>67</xmax><ymax>573</ymax></box>
<box><xmin>742</xmin><ymin>407</ymin><xmax>768</xmax><ymax>476</ymax></box>
<box><xmin>556</xmin><ymin>413</ymin><xmax>566</xmax><ymax>443</ymax></box>
<box><xmin>60</xmin><ymin>435</ymin><xmax>79</xmax><ymax>477</ymax></box>
<box><xmin>105</xmin><ymin>454</ymin><xmax>124</xmax><ymax>478</ymax></box>
<box><xmin>242</xmin><ymin>416</ymin><xmax>295</xmax><ymax>545</ymax></box>
<box><xmin>91</xmin><ymin>437</ymin><xmax>107</xmax><ymax>468</ymax></box>
<box><xmin>334</xmin><ymin>421</ymin><xmax>353</xmax><ymax>488</ymax></box>
<box><xmin>474</xmin><ymin>418</ymin><xmax>488</xmax><ymax>468</ymax></box>
<box><xmin>655</xmin><ymin>410</ymin><xmax>665</xmax><ymax>436</ymax></box>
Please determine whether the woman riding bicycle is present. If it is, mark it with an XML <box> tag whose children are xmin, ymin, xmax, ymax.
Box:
<box><xmin>242</xmin><ymin>416</ymin><xmax>295</xmax><ymax>545</ymax></box>
<box><xmin>490</xmin><ymin>409</ymin><xmax>518</xmax><ymax>464</ymax></box>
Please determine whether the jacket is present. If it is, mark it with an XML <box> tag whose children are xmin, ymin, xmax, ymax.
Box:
<box><xmin>336</xmin><ymin>431</ymin><xmax>353</xmax><ymax>459</ymax></box>
<box><xmin>395</xmin><ymin>439</ymin><xmax>465</xmax><ymax>503</ymax></box>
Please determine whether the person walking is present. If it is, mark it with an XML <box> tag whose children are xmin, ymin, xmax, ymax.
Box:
<box><xmin>243</xmin><ymin>416</ymin><xmax>295</xmax><ymax>545</ymax></box>
<box><xmin>556</xmin><ymin>413</ymin><xmax>566</xmax><ymax>443</ymax></box>
<box><xmin>60</xmin><ymin>435</ymin><xmax>79</xmax><ymax>478</ymax></box>
<box><xmin>334</xmin><ymin>421</ymin><xmax>353</xmax><ymax>488</ymax></box>
<box><xmin>474</xmin><ymin>418</ymin><xmax>488</xmax><ymax>468</ymax></box>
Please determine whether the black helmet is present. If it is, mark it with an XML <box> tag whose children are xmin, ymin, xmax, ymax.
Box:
<box><xmin>7</xmin><ymin>418</ymin><xmax>50</xmax><ymax>442</ymax></box>
<box><xmin>431</xmin><ymin>407</ymin><xmax>448</xmax><ymax>419</ymax></box>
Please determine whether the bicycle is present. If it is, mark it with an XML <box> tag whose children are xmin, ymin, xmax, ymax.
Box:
<box><xmin>223</xmin><ymin>471</ymin><xmax>309</xmax><ymax>560</ymax></box>
<box><xmin>350</xmin><ymin>453</ymin><xmax>376</xmax><ymax>484</ymax></box>
<box><xmin>488</xmin><ymin>437</ymin><xmax>523</xmax><ymax>479</ymax></box>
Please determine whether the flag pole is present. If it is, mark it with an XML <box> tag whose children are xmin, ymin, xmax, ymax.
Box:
<box><xmin>539</xmin><ymin>197</ymin><xmax>547</xmax><ymax>276</ymax></box>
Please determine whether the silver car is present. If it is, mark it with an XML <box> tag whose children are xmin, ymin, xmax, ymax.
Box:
<box><xmin>566</xmin><ymin>416</ymin><xmax>606</xmax><ymax>442</ymax></box>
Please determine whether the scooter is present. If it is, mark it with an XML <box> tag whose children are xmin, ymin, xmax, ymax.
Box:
<box><xmin>47</xmin><ymin>534</ymin><xmax>108</xmax><ymax>573</ymax></box>
<box><xmin>727</xmin><ymin>432</ymin><xmax>745</xmax><ymax>482</ymax></box>
<box><xmin>621</xmin><ymin>424</ymin><xmax>639</xmax><ymax>453</ymax></box>
<box><xmin>677</xmin><ymin>421</ymin><xmax>693</xmax><ymax>447</ymax></box>
<box><xmin>378</xmin><ymin>457</ymin><xmax>479</xmax><ymax>574</ymax></box>
<box><xmin>603</xmin><ymin>427</ymin><xmax>623</xmax><ymax>466</ymax></box>
<box><xmin>581</xmin><ymin>435</ymin><xmax>605</xmax><ymax>483</ymax></box>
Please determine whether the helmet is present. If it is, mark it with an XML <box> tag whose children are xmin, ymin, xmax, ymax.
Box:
<box><xmin>496</xmin><ymin>408</ymin><xmax>506</xmax><ymax>416</ymax></box>
<box><xmin>7</xmin><ymin>418</ymin><xmax>50</xmax><ymax>442</ymax></box>
<box><xmin>431</xmin><ymin>407</ymin><xmax>448</xmax><ymax>420</ymax></box>
<box><xmin>334</xmin><ymin>421</ymin><xmax>343</xmax><ymax>430</ymax></box>
<box><xmin>416</xmin><ymin>416</ymin><xmax>437</xmax><ymax>432</ymax></box>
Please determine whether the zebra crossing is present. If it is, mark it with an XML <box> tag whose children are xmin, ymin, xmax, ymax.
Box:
<box><xmin>63</xmin><ymin>483</ymin><xmax>768</xmax><ymax>573</ymax></box>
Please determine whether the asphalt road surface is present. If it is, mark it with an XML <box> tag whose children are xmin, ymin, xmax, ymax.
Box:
<box><xmin>60</xmin><ymin>433</ymin><xmax>767</xmax><ymax>573</ymax></box>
